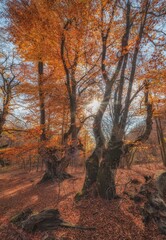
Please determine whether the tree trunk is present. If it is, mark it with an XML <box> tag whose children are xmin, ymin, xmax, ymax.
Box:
<box><xmin>97</xmin><ymin>141</ymin><xmax>123</xmax><ymax>200</ymax></box>
<box><xmin>37</xmin><ymin>61</ymin><xmax>62</xmax><ymax>182</ymax></box>
<box><xmin>155</xmin><ymin>117</ymin><xmax>166</xmax><ymax>166</ymax></box>
<box><xmin>70</xmin><ymin>88</ymin><xmax>78</xmax><ymax>165</ymax></box>
<box><xmin>0</xmin><ymin>87</ymin><xmax>11</xmax><ymax>137</ymax></box>
<box><xmin>38</xmin><ymin>61</ymin><xmax>46</xmax><ymax>142</ymax></box>
<box><xmin>82</xmin><ymin>148</ymin><xmax>100</xmax><ymax>192</ymax></box>
<box><xmin>39</xmin><ymin>148</ymin><xmax>58</xmax><ymax>183</ymax></box>
<box><xmin>39</xmin><ymin>147</ymin><xmax>72</xmax><ymax>184</ymax></box>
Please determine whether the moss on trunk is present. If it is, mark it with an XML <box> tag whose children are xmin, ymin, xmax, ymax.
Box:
<box><xmin>97</xmin><ymin>142</ymin><xmax>123</xmax><ymax>200</ymax></box>
<box><xmin>97</xmin><ymin>161</ymin><xmax>116</xmax><ymax>200</ymax></box>
<box><xmin>38</xmin><ymin>147</ymin><xmax>72</xmax><ymax>184</ymax></box>
<box><xmin>75</xmin><ymin>149</ymin><xmax>99</xmax><ymax>201</ymax></box>
<box><xmin>82</xmin><ymin>149</ymin><xmax>99</xmax><ymax>192</ymax></box>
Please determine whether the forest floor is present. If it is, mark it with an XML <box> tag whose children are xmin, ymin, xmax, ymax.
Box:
<box><xmin>0</xmin><ymin>163</ymin><xmax>166</xmax><ymax>240</ymax></box>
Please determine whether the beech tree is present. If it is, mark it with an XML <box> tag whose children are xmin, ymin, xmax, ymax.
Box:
<box><xmin>44</xmin><ymin>0</ymin><xmax>100</xmax><ymax>149</ymax></box>
<box><xmin>0</xmin><ymin>52</ymin><xmax>20</xmax><ymax>137</ymax></box>
<box><xmin>7</xmin><ymin>0</ymin><xmax>63</xmax><ymax>179</ymax></box>
<box><xmin>6</xmin><ymin>0</ymin><xmax>97</xmax><ymax>180</ymax></box>
<box><xmin>77</xmin><ymin>0</ymin><xmax>166</xmax><ymax>200</ymax></box>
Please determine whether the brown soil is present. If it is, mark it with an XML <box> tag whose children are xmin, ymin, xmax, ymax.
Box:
<box><xmin>0</xmin><ymin>163</ymin><xmax>166</xmax><ymax>240</ymax></box>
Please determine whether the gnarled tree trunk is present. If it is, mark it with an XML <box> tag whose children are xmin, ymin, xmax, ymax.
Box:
<box><xmin>97</xmin><ymin>140</ymin><xmax>123</xmax><ymax>199</ymax></box>
<box><xmin>82</xmin><ymin>148</ymin><xmax>100</xmax><ymax>192</ymax></box>
<box><xmin>39</xmin><ymin>146</ymin><xmax>73</xmax><ymax>183</ymax></box>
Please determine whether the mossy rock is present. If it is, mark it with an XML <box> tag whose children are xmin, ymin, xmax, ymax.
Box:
<box><xmin>10</xmin><ymin>208</ymin><xmax>33</xmax><ymax>226</ymax></box>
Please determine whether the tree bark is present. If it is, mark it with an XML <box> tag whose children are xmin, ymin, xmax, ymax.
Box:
<box><xmin>155</xmin><ymin>117</ymin><xmax>166</xmax><ymax>166</ymax></box>
<box><xmin>82</xmin><ymin>148</ymin><xmax>100</xmax><ymax>192</ymax></box>
<box><xmin>39</xmin><ymin>143</ymin><xmax>74</xmax><ymax>184</ymax></box>
<box><xmin>38</xmin><ymin>61</ymin><xmax>46</xmax><ymax>142</ymax></box>
<box><xmin>37</xmin><ymin>61</ymin><xmax>68</xmax><ymax>183</ymax></box>
<box><xmin>0</xmin><ymin>79</ymin><xmax>12</xmax><ymax>137</ymax></box>
<box><xmin>97</xmin><ymin>140</ymin><xmax>123</xmax><ymax>199</ymax></box>
<box><xmin>61</xmin><ymin>27</ymin><xmax>79</xmax><ymax>165</ymax></box>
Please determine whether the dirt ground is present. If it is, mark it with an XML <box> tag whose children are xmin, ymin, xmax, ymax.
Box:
<box><xmin>0</xmin><ymin>163</ymin><xmax>166</xmax><ymax>240</ymax></box>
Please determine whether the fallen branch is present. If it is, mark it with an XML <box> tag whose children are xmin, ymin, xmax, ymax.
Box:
<box><xmin>11</xmin><ymin>208</ymin><xmax>96</xmax><ymax>233</ymax></box>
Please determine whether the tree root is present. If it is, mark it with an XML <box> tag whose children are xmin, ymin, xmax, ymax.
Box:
<box><xmin>38</xmin><ymin>172</ymin><xmax>73</xmax><ymax>184</ymax></box>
